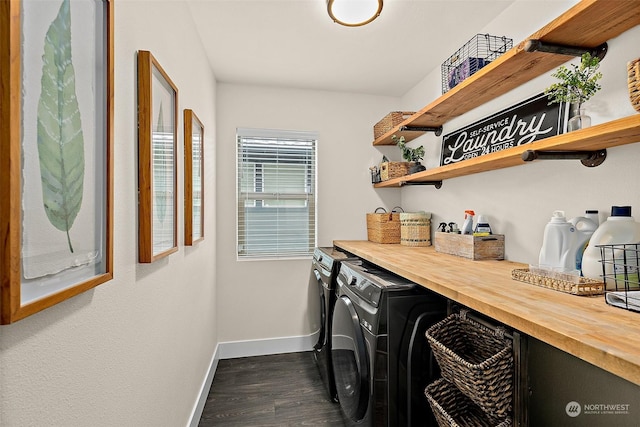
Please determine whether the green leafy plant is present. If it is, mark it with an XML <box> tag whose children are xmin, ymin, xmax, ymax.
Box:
<box><xmin>37</xmin><ymin>0</ymin><xmax>84</xmax><ymax>253</ymax></box>
<box><xmin>544</xmin><ymin>52</ymin><xmax>603</xmax><ymax>110</ymax></box>
<box><xmin>391</xmin><ymin>135</ymin><xmax>425</xmax><ymax>163</ymax></box>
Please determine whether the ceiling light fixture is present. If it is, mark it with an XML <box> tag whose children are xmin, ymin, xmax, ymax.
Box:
<box><xmin>327</xmin><ymin>0</ymin><xmax>383</xmax><ymax>27</ymax></box>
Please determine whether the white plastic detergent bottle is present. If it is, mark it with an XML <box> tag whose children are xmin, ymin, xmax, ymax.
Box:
<box><xmin>538</xmin><ymin>210</ymin><xmax>582</xmax><ymax>272</ymax></box>
<box><xmin>585</xmin><ymin>210</ymin><xmax>599</xmax><ymax>226</ymax></box>
<box><xmin>581</xmin><ymin>206</ymin><xmax>640</xmax><ymax>283</ymax></box>
<box><xmin>569</xmin><ymin>215</ymin><xmax>598</xmax><ymax>273</ymax></box>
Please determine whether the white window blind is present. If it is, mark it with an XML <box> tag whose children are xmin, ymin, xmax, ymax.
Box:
<box><xmin>237</xmin><ymin>128</ymin><xmax>317</xmax><ymax>258</ymax></box>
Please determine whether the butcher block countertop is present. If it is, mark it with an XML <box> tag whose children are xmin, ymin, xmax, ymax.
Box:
<box><xmin>333</xmin><ymin>240</ymin><xmax>640</xmax><ymax>386</ymax></box>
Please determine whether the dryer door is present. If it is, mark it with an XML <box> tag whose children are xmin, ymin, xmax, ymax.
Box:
<box><xmin>309</xmin><ymin>268</ymin><xmax>326</xmax><ymax>351</ymax></box>
<box><xmin>332</xmin><ymin>294</ymin><xmax>369</xmax><ymax>422</ymax></box>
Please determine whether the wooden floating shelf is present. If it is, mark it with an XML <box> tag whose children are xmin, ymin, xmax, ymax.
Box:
<box><xmin>374</xmin><ymin>127</ymin><xmax>426</xmax><ymax>146</ymax></box>
<box><xmin>374</xmin><ymin>114</ymin><xmax>640</xmax><ymax>188</ymax></box>
<box><xmin>372</xmin><ymin>0</ymin><xmax>640</xmax><ymax>146</ymax></box>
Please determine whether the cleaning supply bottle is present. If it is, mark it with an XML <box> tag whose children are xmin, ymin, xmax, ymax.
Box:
<box><xmin>585</xmin><ymin>210</ymin><xmax>599</xmax><ymax>226</ymax></box>
<box><xmin>461</xmin><ymin>210</ymin><xmax>475</xmax><ymax>235</ymax></box>
<box><xmin>474</xmin><ymin>214</ymin><xmax>492</xmax><ymax>236</ymax></box>
<box><xmin>568</xmin><ymin>215</ymin><xmax>598</xmax><ymax>273</ymax></box>
<box><xmin>538</xmin><ymin>210</ymin><xmax>580</xmax><ymax>272</ymax></box>
<box><xmin>581</xmin><ymin>206</ymin><xmax>640</xmax><ymax>286</ymax></box>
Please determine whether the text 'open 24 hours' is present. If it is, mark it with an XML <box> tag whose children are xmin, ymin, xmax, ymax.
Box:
<box><xmin>440</xmin><ymin>93</ymin><xmax>567</xmax><ymax>166</ymax></box>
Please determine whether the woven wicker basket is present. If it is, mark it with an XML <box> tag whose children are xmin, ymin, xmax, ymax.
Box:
<box><xmin>400</xmin><ymin>212</ymin><xmax>432</xmax><ymax>247</ymax></box>
<box><xmin>425</xmin><ymin>378</ymin><xmax>512</xmax><ymax>427</ymax></box>
<box><xmin>629</xmin><ymin>58</ymin><xmax>640</xmax><ymax>113</ymax></box>
<box><xmin>373</xmin><ymin>111</ymin><xmax>415</xmax><ymax>139</ymax></box>
<box><xmin>380</xmin><ymin>161</ymin><xmax>411</xmax><ymax>181</ymax></box>
<box><xmin>366</xmin><ymin>207</ymin><xmax>402</xmax><ymax>244</ymax></box>
<box><xmin>425</xmin><ymin>312</ymin><xmax>513</xmax><ymax>419</ymax></box>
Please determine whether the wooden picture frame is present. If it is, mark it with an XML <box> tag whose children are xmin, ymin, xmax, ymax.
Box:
<box><xmin>0</xmin><ymin>0</ymin><xmax>114</xmax><ymax>323</ymax></box>
<box><xmin>184</xmin><ymin>109</ymin><xmax>205</xmax><ymax>245</ymax></box>
<box><xmin>137</xmin><ymin>50</ymin><xmax>179</xmax><ymax>263</ymax></box>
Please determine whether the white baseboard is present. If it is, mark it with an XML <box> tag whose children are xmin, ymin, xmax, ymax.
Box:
<box><xmin>187</xmin><ymin>332</ymin><xmax>318</xmax><ymax>426</ymax></box>
<box><xmin>218</xmin><ymin>332</ymin><xmax>318</xmax><ymax>359</ymax></box>
<box><xmin>188</xmin><ymin>345</ymin><xmax>219</xmax><ymax>427</ymax></box>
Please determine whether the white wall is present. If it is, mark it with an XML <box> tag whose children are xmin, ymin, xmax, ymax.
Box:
<box><xmin>216</xmin><ymin>84</ymin><xmax>400</xmax><ymax>344</ymax></box>
<box><xmin>215</xmin><ymin>0</ymin><xmax>640</xmax><ymax>346</ymax></box>
<box><xmin>0</xmin><ymin>2</ymin><xmax>218</xmax><ymax>426</ymax></box>
<box><xmin>397</xmin><ymin>1</ymin><xmax>640</xmax><ymax>265</ymax></box>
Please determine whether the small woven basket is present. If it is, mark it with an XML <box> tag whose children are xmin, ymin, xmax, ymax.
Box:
<box><xmin>366</xmin><ymin>207</ymin><xmax>402</xmax><ymax>244</ymax></box>
<box><xmin>629</xmin><ymin>58</ymin><xmax>640</xmax><ymax>113</ymax></box>
<box><xmin>373</xmin><ymin>111</ymin><xmax>415</xmax><ymax>139</ymax></box>
<box><xmin>380</xmin><ymin>161</ymin><xmax>412</xmax><ymax>181</ymax></box>
<box><xmin>425</xmin><ymin>312</ymin><xmax>513</xmax><ymax>419</ymax></box>
<box><xmin>425</xmin><ymin>378</ymin><xmax>512</xmax><ymax>427</ymax></box>
<box><xmin>400</xmin><ymin>212</ymin><xmax>432</xmax><ymax>247</ymax></box>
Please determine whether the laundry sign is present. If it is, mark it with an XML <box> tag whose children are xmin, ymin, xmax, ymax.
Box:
<box><xmin>440</xmin><ymin>93</ymin><xmax>567</xmax><ymax>166</ymax></box>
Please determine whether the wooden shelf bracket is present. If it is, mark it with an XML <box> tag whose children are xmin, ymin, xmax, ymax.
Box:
<box><xmin>521</xmin><ymin>149</ymin><xmax>607</xmax><ymax>167</ymax></box>
<box><xmin>524</xmin><ymin>40</ymin><xmax>608</xmax><ymax>60</ymax></box>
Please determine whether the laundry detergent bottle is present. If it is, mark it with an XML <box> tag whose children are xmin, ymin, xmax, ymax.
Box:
<box><xmin>569</xmin><ymin>215</ymin><xmax>598</xmax><ymax>273</ymax></box>
<box><xmin>538</xmin><ymin>210</ymin><xmax>581</xmax><ymax>272</ymax></box>
<box><xmin>581</xmin><ymin>206</ymin><xmax>640</xmax><ymax>284</ymax></box>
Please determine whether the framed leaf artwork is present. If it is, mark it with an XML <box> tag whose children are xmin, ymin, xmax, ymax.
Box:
<box><xmin>0</xmin><ymin>0</ymin><xmax>114</xmax><ymax>323</ymax></box>
<box><xmin>184</xmin><ymin>109</ymin><xmax>204</xmax><ymax>245</ymax></box>
<box><xmin>137</xmin><ymin>50</ymin><xmax>179</xmax><ymax>263</ymax></box>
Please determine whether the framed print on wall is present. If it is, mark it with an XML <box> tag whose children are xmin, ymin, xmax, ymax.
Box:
<box><xmin>184</xmin><ymin>109</ymin><xmax>204</xmax><ymax>245</ymax></box>
<box><xmin>137</xmin><ymin>50</ymin><xmax>179</xmax><ymax>263</ymax></box>
<box><xmin>0</xmin><ymin>0</ymin><xmax>114</xmax><ymax>324</ymax></box>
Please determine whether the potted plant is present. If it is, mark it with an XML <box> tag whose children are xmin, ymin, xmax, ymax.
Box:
<box><xmin>544</xmin><ymin>52</ymin><xmax>603</xmax><ymax>131</ymax></box>
<box><xmin>392</xmin><ymin>135</ymin><xmax>426</xmax><ymax>174</ymax></box>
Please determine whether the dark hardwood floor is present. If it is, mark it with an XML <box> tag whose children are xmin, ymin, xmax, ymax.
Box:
<box><xmin>198</xmin><ymin>352</ymin><xmax>347</xmax><ymax>426</ymax></box>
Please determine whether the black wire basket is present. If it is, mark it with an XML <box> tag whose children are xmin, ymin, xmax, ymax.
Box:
<box><xmin>598</xmin><ymin>243</ymin><xmax>640</xmax><ymax>313</ymax></box>
<box><xmin>441</xmin><ymin>34</ymin><xmax>513</xmax><ymax>94</ymax></box>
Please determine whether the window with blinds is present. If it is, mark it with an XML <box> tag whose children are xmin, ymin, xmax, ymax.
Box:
<box><xmin>237</xmin><ymin>128</ymin><xmax>317</xmax><ymax>259</ymax></box>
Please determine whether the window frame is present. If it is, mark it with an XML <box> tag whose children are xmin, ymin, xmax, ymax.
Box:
<box><xmin>236</xmin><ymin>128</ymin><xmax>318</xmax><ymax>260</ymax></box>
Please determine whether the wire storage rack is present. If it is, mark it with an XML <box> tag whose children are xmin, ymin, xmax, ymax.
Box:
<box><xmin>441</xmin><ymin>34</ymin><xmax>513</xmax><ymax>94</ymax></box>
<box><xmin>598</xmin><ymin>243</ymin><xmax>640</xmax><ymax>312</ymax></box>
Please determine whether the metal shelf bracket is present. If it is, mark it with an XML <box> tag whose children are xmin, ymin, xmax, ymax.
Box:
<box><xmin>401</xmin><ymin>180</ymin><xmax>443</xmax><ymax>189</ymax></box>
<box><xmin>521</xmin><ymin>149</ymin><xmax>607</xmax><ymax>167</ymax></box>
<box><xmin>524</xmin><ymin>40</ymin><xmax>608</xmax><ymax>60</ymax></box>
<box><xmin>400</xmin><ymin>125</ymin><xmax>443</xmax><ymax>137</ymax></box>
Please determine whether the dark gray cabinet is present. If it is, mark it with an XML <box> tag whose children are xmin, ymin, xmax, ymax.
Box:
<box><xmin>527</xmin><ymin>337</ymin><xmax>639</xmax><ymax>427</ymax></box>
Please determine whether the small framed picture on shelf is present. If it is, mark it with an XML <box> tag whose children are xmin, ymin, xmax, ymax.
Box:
<box><xmin>137</xmin><ymin>50</ymin><xmax>179</xmax><ymax>263</ymax></box>
<box><xmin>184</xmin><ymin>109</ymin><xmax>205</xmax><ymax>245</ymax></box>
<box><xmin>0</xmin><ymin>0</ymin><xmax>114</xmax><ymax>323</ymax></box>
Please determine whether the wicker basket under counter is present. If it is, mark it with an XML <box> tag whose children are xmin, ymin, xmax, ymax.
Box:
<box><xmin>425</xmin><ymin>378</ymin><xmax>512</xmax><ymax>427</ymax></box>
<box><xmin>425</xmin><ymin>312</ymin><xmax>513</xmax><ymax>422</ymax></box>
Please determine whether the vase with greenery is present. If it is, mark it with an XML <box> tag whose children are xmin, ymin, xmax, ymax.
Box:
<box><xmin>392</xmin><ymin>135</ymin><xmax>426</xmax><ymax>173</ymax></box>
<box><xmin>544</xmin><ymin>52</ymin><xmax>603</xmax><ymax>131</ymax></box>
